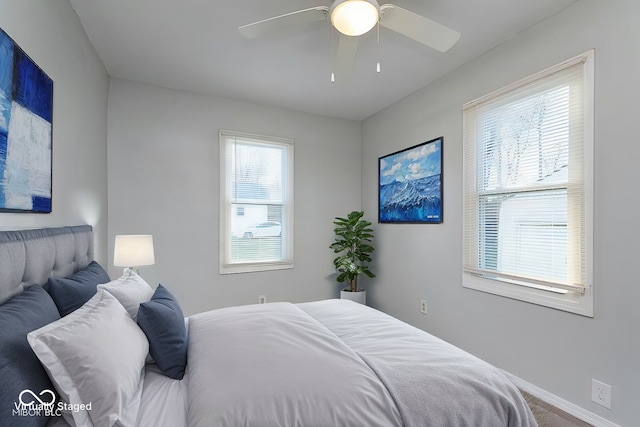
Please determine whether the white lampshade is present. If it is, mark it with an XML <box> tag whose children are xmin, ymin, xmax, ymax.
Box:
<box><xmin>330</xmin><ymin>0</ymin><xmax>380</xmax><ymax>37</ymax></box>
<box><xmin>114</xmin><ymin>235</ymin><xmax>155</xmax><ymax>268</ymax></box>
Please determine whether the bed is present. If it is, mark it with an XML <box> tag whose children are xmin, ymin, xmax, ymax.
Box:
<box><xmin>0</xmin><ymin>226</ymin><xmax>537</xmax><ymax>427</ymax></box>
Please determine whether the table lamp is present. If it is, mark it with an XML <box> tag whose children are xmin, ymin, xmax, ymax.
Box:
<box><xmin>114</xmin><ymin>234</ymin><xmax>155</xmax><ymax>273</ymax></box>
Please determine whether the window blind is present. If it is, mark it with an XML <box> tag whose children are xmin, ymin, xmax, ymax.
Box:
<box><xmin>463</xmin><ymin>52</ymin><xmax>592</xmax><ymax>295</ymax></box>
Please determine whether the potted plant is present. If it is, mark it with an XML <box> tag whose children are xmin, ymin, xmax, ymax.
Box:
<box><xmin>330</xmin><ymin>211</ymin><xmax>375</xmax><ymax>304</ymax></box>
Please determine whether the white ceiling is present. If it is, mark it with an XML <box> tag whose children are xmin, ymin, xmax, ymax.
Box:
<box><xmin>68</xmin><ymin>0</ymin><xmax>578</xmax><ymax>121</ymax></box>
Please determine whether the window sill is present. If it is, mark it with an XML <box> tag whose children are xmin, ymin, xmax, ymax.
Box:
<box><xmin>462</xmin><ymin>272</ymin><xmax>593</xmax><ymax>317</ymax></box>
<box><xmin>220</xmin><ymin>261</ymin><xmax>294</xmax><ymax>275</ymax></box>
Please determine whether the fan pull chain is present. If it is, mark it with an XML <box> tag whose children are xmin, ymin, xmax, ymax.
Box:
<box><xmin>376</xmin><ymin>21</ymin><xmax>381</xmax><ymax>73</ymax></box>
<box><xmin>330</xmin><ymin>23</ymin><xmax>336</xmax><ymax>83</ymax></box>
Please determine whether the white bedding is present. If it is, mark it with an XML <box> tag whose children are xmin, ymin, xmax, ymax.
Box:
<box><xmin>47</xmin><ymin>299</ymin><xmax>535</xmax><ymax>426</ymax></box>
<box><xmin>135</xmin><ymin>364</ymin><xmax>189</xmax><ymax>427</ymax></box>
<box><xmin>187</xmin><ymin>302</ymin><xmax>402</xmax><ymax>426</ymax></box>
<box><xmin>299</xmin><ymin>299</ymin><xmax>537</xmax><ymax>427</ymax></box>
<box><xmin>184</xmin><ymin>300</ymin><xmax>535</xmax><ymax>426</ymax></box>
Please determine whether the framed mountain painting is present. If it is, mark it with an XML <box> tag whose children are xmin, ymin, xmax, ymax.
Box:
<box><xmin>0</xmin><ymin>27</ymin><xmax>53</xmax><ymax>213</ymax></box>
<box><xmin>378</xmin><ymin>137</ymin><xmax>443</xmax><ymax>223</ymax></box>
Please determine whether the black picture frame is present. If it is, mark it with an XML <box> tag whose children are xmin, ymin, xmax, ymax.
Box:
<box><xmin>378</xmin><ymin>137</ymin><xmax>443</xmax><ymax>224</ymax></box>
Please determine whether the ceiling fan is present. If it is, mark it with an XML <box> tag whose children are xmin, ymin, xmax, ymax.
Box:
<box><xmin>238</xmin><ymin>0</ymin><xmax>460</xmax><ymax>81</ymax></box>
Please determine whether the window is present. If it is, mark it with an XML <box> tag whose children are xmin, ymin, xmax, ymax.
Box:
<box><xmin>463</xmin><ymin>51</ymin><xmax>594</xmax><ymax>316</ymax></box>
<box><xmin>219</xmin><ymin>130</ymin><xmax>294</xmax><ymax>274</ymax></box>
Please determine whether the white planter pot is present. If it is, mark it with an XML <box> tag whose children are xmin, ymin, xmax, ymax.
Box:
<box><xmin>340</xmin><ymin>290</ymin><xmax>366</xmax><ymax>305</ymax></box>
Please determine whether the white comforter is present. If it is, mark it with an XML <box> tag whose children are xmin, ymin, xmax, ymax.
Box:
<box><xmin>46</xmin><ymin>299</ymin><xmax>536</xmax><ymax>426</ymax></box>
<box><xmin>184</xmin><ymin>300</ymin><xmax>536</xmax><ymax>427</ymax></box>
<box><xmin>187</xmin><ymin>302</ymin><xmax>402</xmax><ymax>426</ymax></box>
<box><xmin>299</xmin><ymin>299</ymin><xmax>537</xmax><ymax>427</ymax></box>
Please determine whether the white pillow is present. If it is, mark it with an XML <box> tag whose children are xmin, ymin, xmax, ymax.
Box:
<box><xmin>97</xmin><ymin>268</ymin><xmax>154</xmax><ymax>319</ymax></box>
<box><xmin>28</xmin><ymin>290</ymin><xmax>149</xmax><ymax>427</ymax></box>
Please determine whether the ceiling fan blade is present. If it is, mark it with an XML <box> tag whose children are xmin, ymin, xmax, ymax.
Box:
<box><xmin>379</xmin><ymin>4</ymin><xmax>460</xmax><ymax>52</ymax></box>
<box><xmin>239</xmin><ymin>6</ymin><xmax>329</xmax><ymax>39</ymax></box>
<box><xmin>334</xmin><ymin>34</ymin><xmax>359</xmax><ymax>81</ymax></box>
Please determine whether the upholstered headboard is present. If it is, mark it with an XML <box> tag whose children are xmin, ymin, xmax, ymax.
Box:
<box><xmin>0</xmin><ymin>225</ymin><xmax>93</xmax><ymax>305</ymax></box>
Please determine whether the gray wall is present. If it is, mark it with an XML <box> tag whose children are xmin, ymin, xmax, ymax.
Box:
<box><xmin>362</xmin><ymin>0</ymin><xmax>639</xmax><ymax>425</ymax></box>
<box><xmin>107</xmin><ymin>79</ymin><xmax>362</xmax><ymax>315</ymax></box>
<box><xmin>0</xmin><ymin>0</ymin><xmax>109</xmax><ymax>264</ymax></box>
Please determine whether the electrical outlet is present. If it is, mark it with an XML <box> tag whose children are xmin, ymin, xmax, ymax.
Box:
<box><xmin>591</xmin><ymin>379</ymin><xmax>612</xmax><ymax>409</ymax></box>
<box><xmin>259</xmin><ymin>295</ymin><xmax>267</xmax><ymax>304</ymax></box>
<box><xmin>420</xmin><ymin>299</ymin><xmax>428</xmax><ymax>315</ymax></box>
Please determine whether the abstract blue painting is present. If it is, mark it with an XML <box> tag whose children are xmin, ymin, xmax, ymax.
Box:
<box><xmin>379</xmin><ymin>137</ymin><xmax>443</xmax><ymax>223</ymax></box>
<box><xmin>0</xmin><ymin>27</ymin><xmax>53</xmax><ymax>213</ymax></box>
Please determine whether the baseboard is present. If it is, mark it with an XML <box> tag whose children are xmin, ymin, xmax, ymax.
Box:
<box><xmin>506</xmin><ymin>373</ymin><xmax>621</xmax><ymax>427</ymax></box>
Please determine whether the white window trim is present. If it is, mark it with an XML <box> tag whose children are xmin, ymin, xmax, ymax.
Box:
<box><xmin>462</xmin><ymin>51</ymin><xmax>594</xmax><ymax>317</ymax></box>
<box><xmin>219</xmin><ymin>130</ymin><xmax>294</xmax><ymax>275</ymax></box>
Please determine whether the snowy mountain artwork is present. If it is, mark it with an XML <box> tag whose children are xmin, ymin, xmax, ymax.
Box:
<box><xmin>378</xmin><ymin>137</ymin><xmax>443</xmax><ymax>223</ymax></box>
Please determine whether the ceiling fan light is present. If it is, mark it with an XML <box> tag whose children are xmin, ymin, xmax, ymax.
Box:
<box><xmin>330</xmin><ymin>0</ymin><xmax>379</xmax><ymax>37</ymax></box>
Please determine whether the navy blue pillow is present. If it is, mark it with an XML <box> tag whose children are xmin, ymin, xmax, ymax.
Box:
<box><xmin>0</xmin><ymin>286</ymin><xmax>60</xmax><ymax>427</ymax></box>
<box><xmin>44</xmin><ymin>261</ymin><xmax>110</xmax><ymax>316</ymax></box>
<box><xmin>137</xmin><ymin>284</ymin><xmax>188</xmax><ymax>380</ymax></box>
